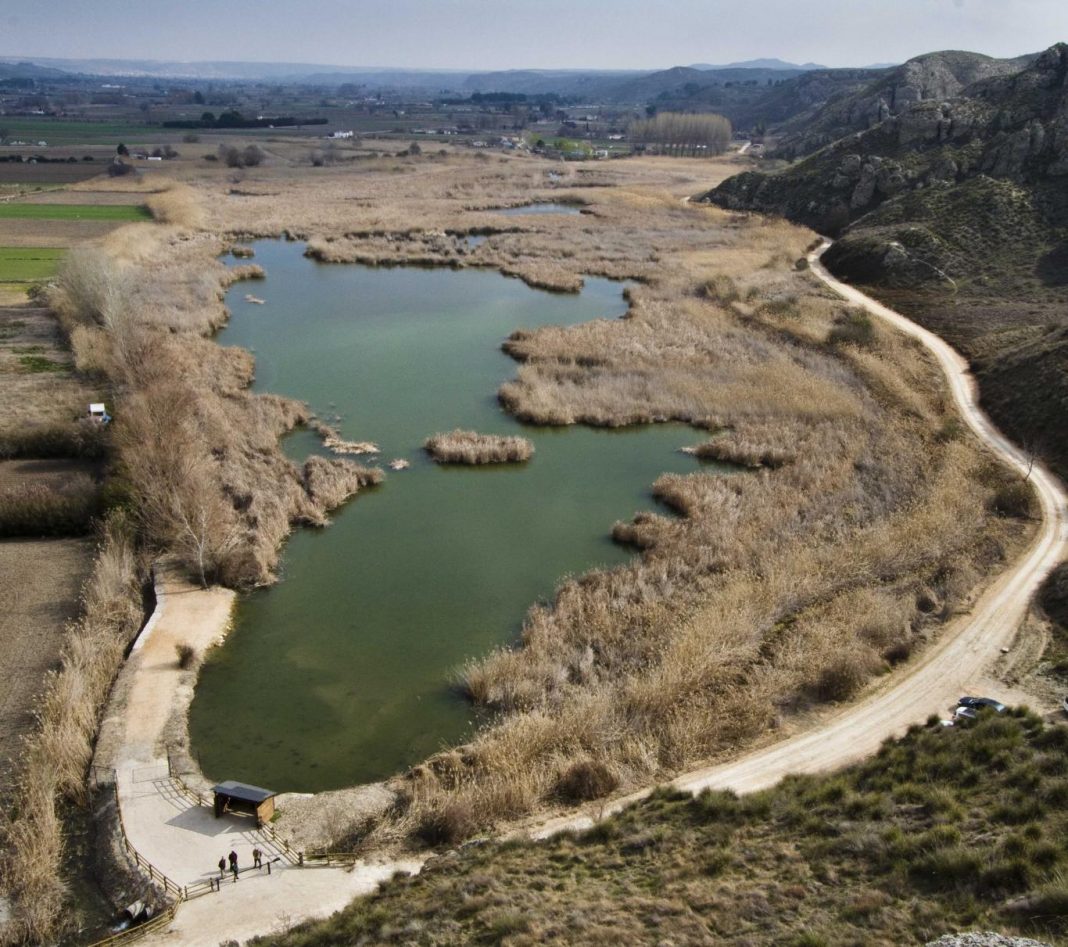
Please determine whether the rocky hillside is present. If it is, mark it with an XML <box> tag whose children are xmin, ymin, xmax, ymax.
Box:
<box><xmin>702</xmin><ymin>44</ymin><xmax>1068</xmax><ymax>480</ymax></box>
<box><xmin>773</xmin><ymin>49</ymin><xmax>1037</xmax><ymax>158</ymax></box>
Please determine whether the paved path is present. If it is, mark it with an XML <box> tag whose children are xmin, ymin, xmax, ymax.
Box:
<box><xmin>111</xmin><ymin>576</ymin><xmax>422</xmax><ymax>946</ymax></box>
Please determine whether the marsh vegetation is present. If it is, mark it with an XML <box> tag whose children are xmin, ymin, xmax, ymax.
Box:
<box><xmin>260</xmin><ymin>711</ymin><xmax>1068</xmax><ymax>947</ymax></box>
<box><xmin>424</xmin><ymin>430</ymin><xmax>534</xmax><ymax>465</ymax></box>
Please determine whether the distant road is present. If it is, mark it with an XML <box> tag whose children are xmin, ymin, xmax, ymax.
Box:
<box><xmin>531</xmin><ymin>239</ymin><xmax>1068</xmax><ymax>837</ymax></box>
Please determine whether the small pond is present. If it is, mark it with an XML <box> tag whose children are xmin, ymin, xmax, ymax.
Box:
<box><xmin>493</xmin><ymin>203</ymin><xmax>582</xmax><ymax>216</ymax></box>
<box><xmin>188</xmin><ymin>241</ymin><xmax>714</xmax><ymax>792</ymax></box>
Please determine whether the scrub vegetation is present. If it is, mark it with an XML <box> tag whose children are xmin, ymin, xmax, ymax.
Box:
<box><xmin>0</xmin><ymin>514</ymin><xmax>143</xmax><ymax>945</ymax></box>
<box><xmin>258</xmin><ymin>711</ymin><xmax>1068</xmax><ymax>947</ymax></box>
<box><xmin>424</xmin><ymin>430</ymin><xmax>534</xmax><ymax>465</ymax></box>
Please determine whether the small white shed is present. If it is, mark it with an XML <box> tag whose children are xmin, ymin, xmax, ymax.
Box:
<box><xmin>88</xmin><ymin>403</ymin><xmax>111</xmax><ymax>423</ymax></box>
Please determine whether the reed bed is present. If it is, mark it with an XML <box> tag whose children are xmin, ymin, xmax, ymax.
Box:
<box><xmin>22</xmin><ymin>154</ymin><xmax>1029</xmax><ymax>866</ymax></box>
<box><xmin>424</xmin><ymin>430</ymin><xmax>534</xmax><ymax>465</ymax></box>
<box><xmin>0</xmin><ymin>474</ymin><xmax>100</xmax><ymax>537</ymax></box>
<box><xmin>0</xmin><ymin>515</ymin><xmax>143</xmax><ymax>944</ymax></box>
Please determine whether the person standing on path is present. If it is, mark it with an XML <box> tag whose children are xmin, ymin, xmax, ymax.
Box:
<box><xmin>228</xmin><ymin>850</ymin><xmax>238</xmax><ymax>871</ymax></box>
<box><xmin>217</xmin><ymin>856</ymin><xmax>226</xmax><ymax>879</ymax></box>
<box><xmin>253</xmin><ymin>847</ymin><xmax>262</xmax><ymax>869</ymax></box>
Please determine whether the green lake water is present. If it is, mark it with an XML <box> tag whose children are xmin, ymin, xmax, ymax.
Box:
<box><xmin>188</xmin><ymin>241</ymin><xmax>709</xmax><ymax>792</ymax></box>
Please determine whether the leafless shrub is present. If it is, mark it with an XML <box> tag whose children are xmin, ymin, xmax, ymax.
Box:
<box><xmin>415</xmin><ymin>798</ymin><xmax>478</xmax><ymax>847</ymax></box>
<box><xmin>218</xmin><ymin>144</ymin><xmax>265</xmax><ymax>168</ymax></box>
<box><xmin>176</xmin><ymin>642</ymin><xmax>196</xmax><ymax>669</ymax></box>
<box><xmin>555</xmin><ymin>759</ymin><xmax>619</xmax><ymax>802</ymax></box>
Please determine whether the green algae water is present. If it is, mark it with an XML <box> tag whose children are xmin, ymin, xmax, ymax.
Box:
<box><xmin>188</xmin><ymin>242</ymin><xmax>709</xmax><ymax>792</ymax></box>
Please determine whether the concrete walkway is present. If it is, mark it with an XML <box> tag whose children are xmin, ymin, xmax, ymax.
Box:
<box><xmin>109</xmin><ymin>574</ymin><xmax>422</xmax><ymax>946</ymax></box>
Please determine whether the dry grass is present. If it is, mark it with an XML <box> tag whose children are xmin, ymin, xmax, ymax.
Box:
<box><xmin>260</xmin><ymin>713</ymin><xmax>1068</xmax><ymax>947</ymax></box>
<box><xmin>0</xmin><ymin>515</ymin><xmax>143</xmax><ymax>944</ymax></box>
<box><xmin>0</xmin><ymin>472</ymin><xmax>100</xmax><ymax>537</ymax></box>
<box><xmin>0</xmin><ymin>305</ymin><xmax>99</xmax><ymax>443</ymax></box>
<box><xmin>424</xmin><ymin>430</ymin><xmax>534</xmax><ymax>465</ymax></box>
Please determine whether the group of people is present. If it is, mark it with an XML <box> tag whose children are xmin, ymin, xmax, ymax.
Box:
<box><xmin>217</xmin><ymin>847</ymin><xmax>264</xmax><ymax>881</ymax></box>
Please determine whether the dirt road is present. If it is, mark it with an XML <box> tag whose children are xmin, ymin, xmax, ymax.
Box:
<box><xmin>530</xmin><ymin>240</ymin><xmax>1068</xmax><ymax>837</ymax></box>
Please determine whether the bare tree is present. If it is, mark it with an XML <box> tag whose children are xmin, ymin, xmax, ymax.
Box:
<box><xmin>116</xmin><ymin>383</ymin><xmax>244</xmax><ymax>587</ymax></box>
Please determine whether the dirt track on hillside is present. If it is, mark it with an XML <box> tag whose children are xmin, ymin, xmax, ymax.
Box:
<box><xmin>528</xmin><ymin>241</ymin><xmax>1068</xmax><ymax>838</ymax></box>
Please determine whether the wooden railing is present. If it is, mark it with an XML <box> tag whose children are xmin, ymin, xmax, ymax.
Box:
<box><xmin>86</xmin><ymin>766</ymin><xmax>222</xmax><ymax>947</ymax></box>
<box><xmin>257</xmin><ymin>820</ymin><xmax>304</xmax><ymax>866</ymax></box>
<box><xmin>86</xmin><ymin>896</ymin><xmax>184</xmax><ymax>947</ymax></box>
<box><xmin>302</xmin><ymin>849</ymin><xmax>362</xmax><ymax>867</ymax></box>
<box><xmin>166</xmin><ymin>754</ymin><xmax>212</xmax><ymax>808</ymax></box>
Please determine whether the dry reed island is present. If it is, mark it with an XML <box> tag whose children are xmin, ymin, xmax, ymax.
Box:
<box><xmin>424</xmin><ymin>430</ymin><xmax>534</xmax><ymax>465</ymax></box>
<box><xmin>0</xmin><ymin>140</ymin><xmax>1050</xmax><ymax>945</ymax></box>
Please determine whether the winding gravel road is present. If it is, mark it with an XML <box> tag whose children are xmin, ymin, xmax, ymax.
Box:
<box><xmin>531</xmin><ymin>239</ymin><xmax>1068</xmax><ymax>838</ymax></box>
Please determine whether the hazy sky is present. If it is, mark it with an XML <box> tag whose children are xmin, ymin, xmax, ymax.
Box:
<box><xmin>2</xmin><ymin>0</ymin><xmax>1066</xmax><ymax>71</ymax></box>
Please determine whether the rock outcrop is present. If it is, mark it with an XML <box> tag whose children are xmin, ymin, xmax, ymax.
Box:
<box><xmin>702</xmin><ymin>43</ymin><xmax>1068</xmax><ymax>483</ymax></box>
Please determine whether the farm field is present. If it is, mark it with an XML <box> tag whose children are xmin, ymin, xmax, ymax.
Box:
<box><xmin>0</xmin><ymin>117</ymin><xmax>161</xmax><ymax>145</ymax></box>
<box><xmin>0</xmin><ymin>247</ymin><xmax>64</xmax><ymax>282</ymax></box>
<box><xmin>0</xmin><ymin>160</ymin><xmax>108</xmax><ymax>185</ymax></box>
<box><xmin>0</xmin><ymin>537</ymin><xmax>92</xmax><ymax>796</ymax></box>
<box><xmin>0</xmin><ymin>304</ymin><xmax>97</xmax><ymax>434</ymax></box>
<box><xmin>0</xmin><ymin>202</ymin><xmax>150</xmax><ymax>221</ymax></box>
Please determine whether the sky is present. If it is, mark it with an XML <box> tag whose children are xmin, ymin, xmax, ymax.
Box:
<box><xmin>2</xmin><ymin>0</ymin><xmax>1066</xmax><ymax>71</ymax></box>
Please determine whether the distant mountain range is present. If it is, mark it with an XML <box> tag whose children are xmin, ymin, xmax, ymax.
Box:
<box><xmin>0</xmin><ymin>54</ymin><xmax>896</xmax><ymax>91</ymax></box>
<box><xmin>689</xmin><ymin>58</ymin><xmax>829</xmax><ymax>71</ymax></box>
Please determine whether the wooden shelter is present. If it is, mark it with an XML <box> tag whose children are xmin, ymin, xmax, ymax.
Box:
<box><xmin>211</xmin><ymin>780</ymin><xmax>276</xmax><ymax>827</ymax></box>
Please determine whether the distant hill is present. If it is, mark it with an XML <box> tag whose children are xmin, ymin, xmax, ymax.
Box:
<box><xmin>690</xmin><ymin>58</ymin><xmax>827</xmax><ymax>71</ymax></box>
<box><xmin>0</xmin><ymin>59</ymin><xmax>72</xmax><ymax>80</ymax></box>
<box><xmin>771</xmin><ymin>49</ymin><xmax>1040</xmax><ymax>158</ymax></box>
<box><xmin>652</xmin><ymin>68</ymin><xmax>881</xmax><ymax>131</ymax></box>
<box><xmin>704</xmin><ymin>43</ymin><xmax>1068</xmax><ymax>481</ymax></box>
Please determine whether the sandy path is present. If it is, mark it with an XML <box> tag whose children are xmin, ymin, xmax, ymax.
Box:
<box><xmin>528</xmin><ymin>241</ymin><xmax>1068</xmax><ymax>837</ymax></box>
<box><xmin>125</xmin><ymin>242</ymin><xmax>1066</xmax><ymax>942</ymax></box>
<box><xmin>112</xmin><ymin>574</ymin><xmax>423</xmax><ymax>947</ymax></box>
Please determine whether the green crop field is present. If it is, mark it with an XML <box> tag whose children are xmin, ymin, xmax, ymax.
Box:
<box><xmin>0</xmin><ymin>204</ymin><xmax>151</xmax><ymax>221</ymax></box>
<box><xmin>1</xmin><ymin>118</ymin><xmax>161</xmax><ymax>145</ymax></box>
<box><xmin>0</xmin><ymin>247</ymin><xmax>64</xmax><ymax>281</ymax></box>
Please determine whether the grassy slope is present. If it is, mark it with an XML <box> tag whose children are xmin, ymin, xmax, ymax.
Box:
<box><xmin>260</xmin><ymin>713</ymin><xmax>1068</xmax><ymax>947</ymax></box>
<box><xmin>0</xmin><ymin>204</ymin><xmax>150</xmax><ymax>221</ymax></box>
<box><xmin>823</xmin><ymin>175</ymin><xmax>1068</xmax><ymax>482</ymax></box>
